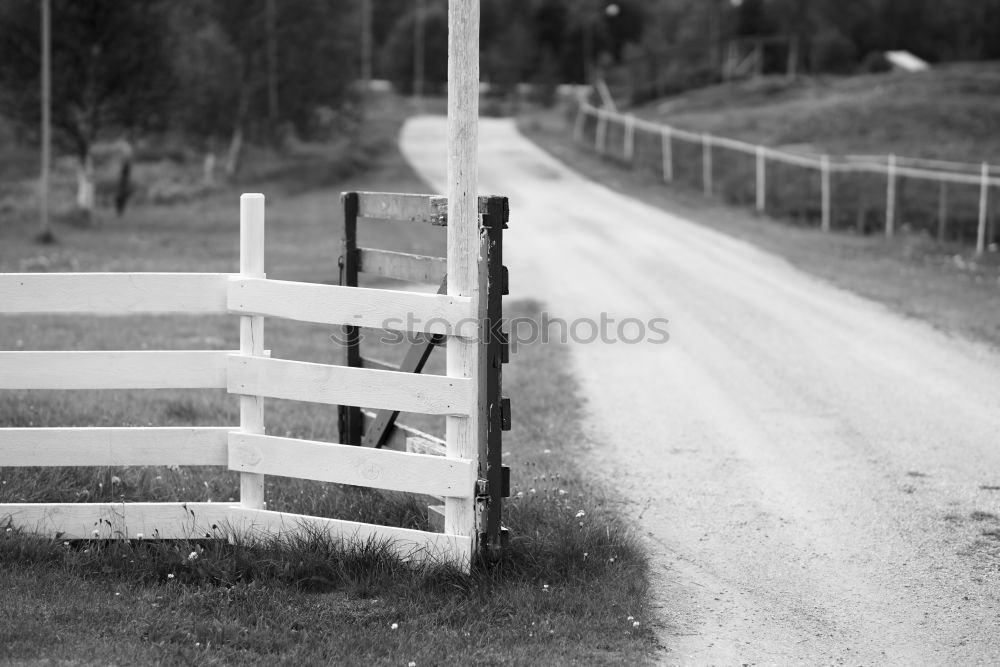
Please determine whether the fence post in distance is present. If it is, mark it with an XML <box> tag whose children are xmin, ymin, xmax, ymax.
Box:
<box><xmin>885</xmin><ymin>153</ymin><xmax>896</xmax><ymax>237</ymax></box>
<box><xmin>702</xmin><ymin>133</ymin><xmax>713</xmax><ymax>198</ymax></box>
<box><xmin>977</xmin><ymin>162</ymin><xmax>989</xmax><ymax>255</ymax></box>
<box><xmin>624</xmin><ymin>114</ymin><xmax>635</xmax><ymax>163</ymax></box>
<box><xmin>755</xmin><ymin>145</ymin><xmax>766</xmax><ymax>213</ymax></box>
<box><xmin>661</xmin><ymin>126</ymin><xmax>673</xmax><ymax>183</ymax></box>
<box><xmin>821</xmin><ymin>155</ymin><xmax>831</xmax><ymax>232</ymax></box>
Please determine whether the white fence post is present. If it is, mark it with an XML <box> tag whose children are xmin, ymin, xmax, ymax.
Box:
<box><xmin>239</xmin><ymin>193</ymin><xmax>266</xmax><ymax>510</ymax></box>
<box><xmin>821</xmin><ymin>154</ymin><xmax>831</xmax><ymax>232</ymax></box>
<box><xmin>624</xmin><ymin>114</ymin><xmax>635</xmax><ymax>163</ymax></box>
<box><xmin>977</xmin><ymin>162</ymin><xmax>989</xmax><ymax>255</ymax></box>
<box><xmin>755</xmin><ymin>145</ymin><xmax>766</xmax><ymax>213</ymax></box>
<box><xmin>661</xmin><ymin>126</ymin><xmax>673</xmax><ymax>183</ymax></box>
<box><xmin>702</xmin><ymin>133</ymin><xmax>713</xmax><ymax>197</ymax></box>
<box><xmin>885</xmin><ymin>153</ymin><xmax>896</xmax><ymax>237</ymax></box>
<box><xmin>445</xmin><ymin>0</ymin><xmax>481</xmax><ymax>562</ymax></box>
<box><xmin>595</xmin><ymin>109</ymin><xmax>607</xmax><ymax>155</ymax></box>
<box><xmin>573</xmin><ymin>104</ymin><xmax>585</xmax><ymax>144</ymax></box>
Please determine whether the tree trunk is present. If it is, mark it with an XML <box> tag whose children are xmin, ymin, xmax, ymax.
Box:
<box><xmin>226</xmin><ymin>82</ymin><xmax>251</xmax><ymax>178</ymax></box>
<box><xmin>76</xmin><ymin>151</ymin><xmax>95</xmax><ymax>223</ymax></box>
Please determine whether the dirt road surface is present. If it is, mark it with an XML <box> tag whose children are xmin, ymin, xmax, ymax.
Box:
<box><xmin>401</xmin><ymin>117</ymin><xmax>1000</xmax><ymax>665</ymax></box>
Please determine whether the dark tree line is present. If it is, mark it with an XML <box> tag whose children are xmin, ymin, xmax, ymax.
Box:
<box><xmin>2</xmin><ymin>0</ymin><xmax>998</xmax><ymax>164</ymax></box>
<box><xmin>375</xmin><ymin>0</ymin><xmax>1000</xmax><ymax>94</ymax></box>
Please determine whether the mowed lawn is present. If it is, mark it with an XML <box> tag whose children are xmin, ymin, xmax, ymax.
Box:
<box><xmin>0</xmin><ymin>103</ymin><xmax>657</xmax><ymax>665</ymax></box>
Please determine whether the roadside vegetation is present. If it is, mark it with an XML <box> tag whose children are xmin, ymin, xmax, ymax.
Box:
<box><xmin>0</xmin><ymin>97</ymin><xmax>656</xmax><ymax>665</ymax></box>
<box><xmin>633</xmin><ymin>64</ymin><xmax>1000</xmax><ymax>161</ymax></box>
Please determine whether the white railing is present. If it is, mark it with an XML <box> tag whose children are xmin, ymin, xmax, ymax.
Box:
<box><xmin>575</xmin><ymin>102</ymin><xmax>998</xmax><ymax>254</ymax></box>
<box><xmin>0</xmin><ymin>193</ymin><xmax>481</xmax><ymax>570</ymax></box>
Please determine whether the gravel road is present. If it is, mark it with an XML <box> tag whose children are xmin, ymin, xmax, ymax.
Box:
<box><xmin>401</xmin><ymin>116</ymin><xmax>1000</xmax><ymax>665</ymax></box>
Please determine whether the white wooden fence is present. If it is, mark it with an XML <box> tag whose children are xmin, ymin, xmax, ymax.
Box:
<box><xmin>0</xmin><ymin>193</ymin><xmax>483</xmax><ymax>570</ymax></box>
<box><xmin>575</xmin><ymin>101</ymin><xmax>999</xmax><ymax>253</ymax></box>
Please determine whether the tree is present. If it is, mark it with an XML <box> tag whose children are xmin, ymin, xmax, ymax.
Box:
<box><xmin>382</xmin><ymin>5</ymin><xmax>449</xmax><ymax>95</ymax></box>
<box><xmin>169</xmin><ymin>0</ymin><xmax>362</xmax><ymax>174</ymax></box>
<box><xmin>0</xmin><ymin>0</ymin><xmax>173</xmax><ymax>222</ymax></box>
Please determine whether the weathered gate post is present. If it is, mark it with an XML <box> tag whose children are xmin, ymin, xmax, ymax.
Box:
<box><xmin>445</xmin><ymin>0</ymin><xmax>482</xmax><ymax>563</ymax></box>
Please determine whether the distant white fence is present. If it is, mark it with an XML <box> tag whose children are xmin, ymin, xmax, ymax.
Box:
<box><xmin>574</xmin><ymin>101</ymin><xmax>999</xmax><ymax>254</ymax></box>
<box><xmin>0</xmin><ymin>193</ymin><xmax>488</xmax><ymax>570</ymax></box>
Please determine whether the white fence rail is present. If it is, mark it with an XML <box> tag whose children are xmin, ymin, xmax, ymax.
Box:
<box><xmin>575</xmin><ymin>102</ymin><xmax>999</xmax><ymax>254</ymax></box>
<box><xmin>0</xmin><ymin>193</ymin><xmax>483</xmax><ymax>570</ymax></box>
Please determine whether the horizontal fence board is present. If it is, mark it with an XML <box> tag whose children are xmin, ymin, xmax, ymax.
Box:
<box><xmin>357</xmin><ymin>248</ymin><xmax>447</xmax><ymax>284</ymax></box>
<box><xmin>0</xmin><ymin>351</ymin><xmax>232</xmax><ymax>390</ymax></box>
<box><xmin>227</xmin><ymin>356</ymin><xmax>472</xmax><ymax>415</ymax></box>
<box><xmin>0</xmin><ymin>427</ymin><xmax>231</xmax><ymax>467</ymax></box>
<box><xmin>0</xmin><ymin>502</ymin><xmax>234</xmax><ymax>539</ymax></box>
<box><xmin>228</xmin><ymin>278</ymin><xmax>475</xmax><ymax>336</ymax></box>
<box><xmin>356</xmin><ymin>192</ymin><xmax>448</xmax><ymax>225</ymax></box>
<box><xmin>354</xmin><ymin>191</ymin><xmax>492</xmax><ymax>226</ymax></box>
<box><xmin>228</xmin><ymin>507</ymin><xmax>472</xmax><ymax>567</ymax></box>
<box><xmin>228</xmin><ymin>433</ymin><xmax>474</xmax><ymax>497</ymax></box>
<box><xmin>0</xmin><ymin>273</ymin><xmax>230</xmax><ymax>315</ymax></box>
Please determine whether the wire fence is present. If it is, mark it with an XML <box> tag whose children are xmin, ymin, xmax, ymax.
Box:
<box><xmin>573</xmin><ymin>101</ymin><xmax>999</xmax><ymax>253</ymax></box>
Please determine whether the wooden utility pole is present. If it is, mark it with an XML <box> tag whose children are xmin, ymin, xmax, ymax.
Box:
<box><xmin>38</xmin><ymin>0</ymin><xmax>53</xmax><ymax>243</ymax></box>
<box><xmin>445</xmin><ymin>0</ymin><xmax>481</xmax><ymax>562</ymax></box>
<box><xmin>266</xmin><ymin>0</ymin><xmax>278</xmax><ymax>122</ymax></box>
<box><xmin>360</xmin><ymin>0</ymin><xmax>373</xmax><ymax>91</ymax></box>
<box><xmin>414</xmin><ymin>0</ymin><xmax>425</xmax><ymax>107</ymax></box>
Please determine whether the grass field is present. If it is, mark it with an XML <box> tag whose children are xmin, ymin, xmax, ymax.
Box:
<box><xmin>519</xmin><ymin>106</ymin><xmax>1000</xmax><ymax>352</ymax></box>
<box><xmin>0</xmin><ymin>98</ymin><xmax>657</xmax><ymax>665</ymax></box>
<box><xmin>634</xmin><ymin>63</ymin><xmax>1000</xmax><ymax>161</ymax></box>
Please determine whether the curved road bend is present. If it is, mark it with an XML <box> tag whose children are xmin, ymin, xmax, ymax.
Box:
<box><xmin>401</xmin><ymin>116</ymin><xmax>1000</xmax><ymax>665</ymax></box>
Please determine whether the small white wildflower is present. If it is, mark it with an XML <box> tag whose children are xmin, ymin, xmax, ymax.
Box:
<box><xmin>609</xmin><ymin>557</ymin><xmax>616</xmax><ymax>563</ymax></box>
<box><xmin>516</xmin><ymin>491</ymin><xmax>524</xmax><ymax>499</ymax></box>
<box><xmin>167</xmin><ymin>573</ymin><xmax>175</xmax><ymax>579</ymax></box>
<box><xmin>543</xmin><ymin>449</ymin><xmax>551</xmax><ymax>454</ymax></box>
<box><xmin>115</xmin><ymin>592</ymin><xmax>121</xmax><ymax>596</ymax></box>
<box><xmin>5</xmin><ymin>527</ymin><xmax>12</xmax><ymax>533</ymax></box>
<box><xmin>575</xmin><ymin>510</ymin><xmax>585</xmax><ymax>519</ymax></box>
<box><xmin>111</xmin><ymin>476</ymin><xmax>121</xmax><ymax>485</ymax></box>
<box><xmin>583</xmin><ymin>552</ymin><xmax>588</xmax><ymax>559</ymax></box>
<box><xmin>135</xmin><ymin>533</ymin><xmax>144</xmax><ymax>540</ymax></box>
<box><xmin>63</xmin><ymin>541</ymin><xmax>70</xmax><ymax>546</ymax></box>
<box><xmin>390</xmin><ymin>623</ymin><xmax>399</xmax><ymax>630</ymax></box>
<box><xmin>195</xmin><ymin>642</ymin><xmax>201</xmax><ymax>647</ymax></box>
<box><xmin>188</xmin><ymin>551</ymin><xmax>199</xmax><ymax>561</ymax></box>
<box><xmin>92</xmin><ymin>529</ymin><xmax>100</xmax><ymax>537</ymax></box>
<box><xmin>529</xmin><ymin>488</ymin><xmax>536</xmax><ymax>494</ymax></box>
<box><xmin>542</xmin><ymin>584</ymin><xmax>549</xmax><ymax>591</ymax></box>
<box><xmin>408</xmin><ymin>662</ymin><xmax>417</xmax><ymax>667</ymax></box>
<box><xmin>558</xmin><ymin>489</ymin><xmax>567</xmax><ymax>496</ymax></box>
<box><xmin>627</xmin><ymin>616</ymin><xmax>634</xmax><ymax>621</ymax></box>
<box><xmin>633</xmin><ymin>621</ymin><xmax>640</xmax><ymax>628</ymax></box>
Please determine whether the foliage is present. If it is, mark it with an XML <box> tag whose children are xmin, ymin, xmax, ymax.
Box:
<box><xmin>0</xmin><ymin>0</ymin><xmax>173</xmax><ymax>159</ymax></box>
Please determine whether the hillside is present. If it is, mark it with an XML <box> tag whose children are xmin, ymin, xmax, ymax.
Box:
<box><xmin>633</xmin><ymin>62</ymin><xmax>1000</xmax><ymax>163</ymax></box>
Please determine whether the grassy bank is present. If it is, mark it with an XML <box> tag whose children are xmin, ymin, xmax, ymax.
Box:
<box><xmin>0</xmin><ymin>98</ymin><xmax>656</xmax><ymax>664</ymax></box>
<box><xmin>519</xmin><ymin>107</ymin><xmax>1000</xmax><ymax>351</ymax></box>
